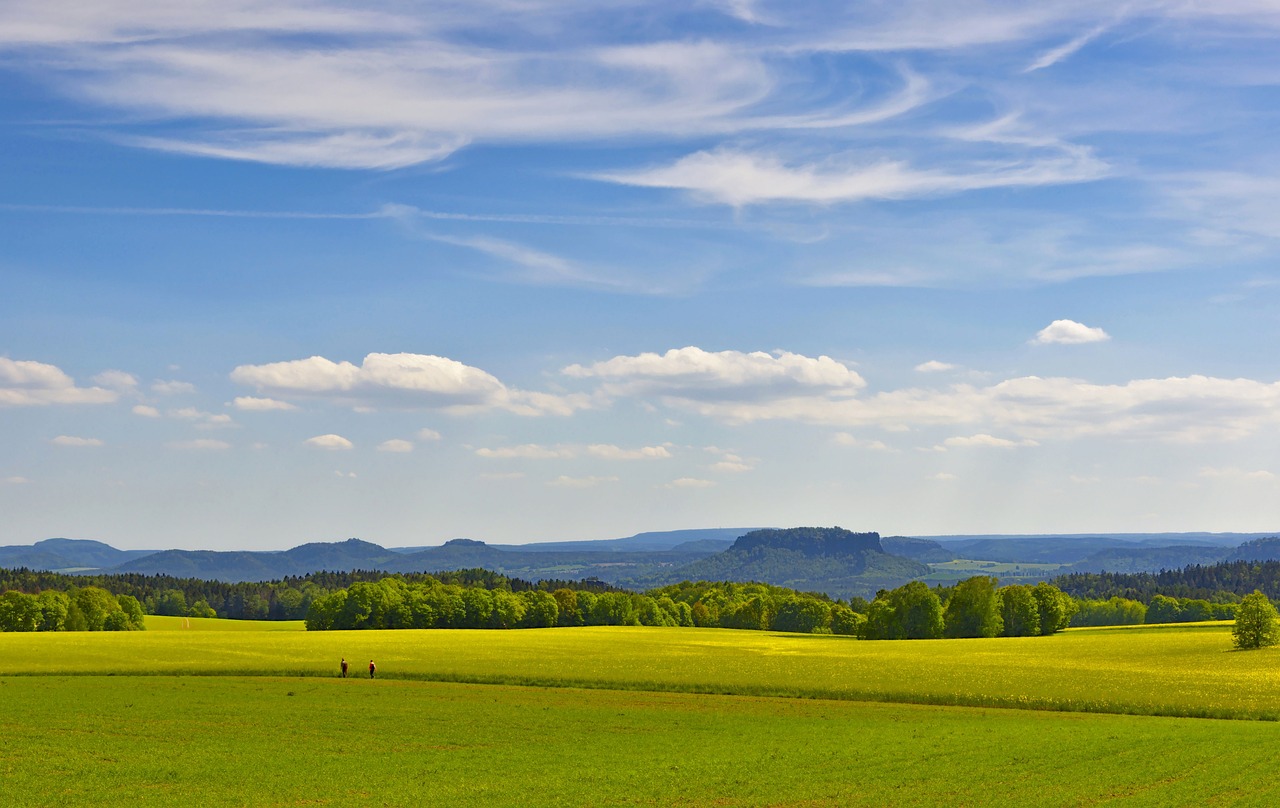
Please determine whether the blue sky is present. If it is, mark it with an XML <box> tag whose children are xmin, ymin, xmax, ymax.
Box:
<box><xmin>2</xmin><ymin>1</ymin><xmax>1279</xmax><ymax>550</ymax></box>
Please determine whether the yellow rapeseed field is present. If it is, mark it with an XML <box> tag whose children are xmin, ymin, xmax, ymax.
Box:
<box><xmin>5</xmin><ymin>621</ymin><xmax>1278</xmax><ymax>719</ymax></box>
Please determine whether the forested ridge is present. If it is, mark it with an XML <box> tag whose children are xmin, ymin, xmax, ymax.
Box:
<box><xmin>4</xmin><ymin>562</ymin><xmax>1085</xmax><ymax>639</ymax></box>
<box><xmin>1054</xmin><ymin>560</ymin><xmax>1280</xmax><ymax>602</ymax></box>
<box><xmin>5</xmin><ymin>556</ymin><xmax>1267</xmax><ymax>636</ymax></box>
<box><xmin>0</xmin><ymin>567</ymin><xmax>619</xmax><ymax>622</ymax></box>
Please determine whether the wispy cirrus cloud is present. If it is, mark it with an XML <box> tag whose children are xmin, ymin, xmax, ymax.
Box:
<box><xmin>1</xmin><ymin>0</ymin><xmax>1275</xmax><ymax>192</ymax></box>
<box><xmin>594</xmin><ymin>146</ymin><xmax>1108</xmax><ymax>207</ymax></box>
<box><xmin>0</xmin><ymin>1</ymin><xmax>1175</xmax><ymax>174</ymax></box>
<box><xmin>1024</xmin><ymin>23</ymin><xmax>1111</xmax><ymax>72</ymax></box>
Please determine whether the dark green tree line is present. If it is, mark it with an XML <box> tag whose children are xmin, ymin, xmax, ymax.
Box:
<box><xmin>0</xmin><ymin>587</ymin><xmax>145</xmax><ymax>632</ymax></box>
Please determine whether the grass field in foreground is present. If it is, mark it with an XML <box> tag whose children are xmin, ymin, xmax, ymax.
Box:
<box><xmin>5</xmin><ymin>622</ymin><xmax>1280</xmax><ymax>719</ymax></box>
<box><xmin>4</xmin><ymin>675</ymin><xmax>1280</xmax><ymax>807</ymax></box>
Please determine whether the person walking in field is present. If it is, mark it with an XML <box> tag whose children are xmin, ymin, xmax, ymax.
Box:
<box><xmin>369</xmin><ymin>659</ymin><xmax>376</xmax><ymax>679</ymax></box>
<box><xmin>341</xmin><ymin>658</ymin><xmax>348</xmax><ymax>678</ymax></box>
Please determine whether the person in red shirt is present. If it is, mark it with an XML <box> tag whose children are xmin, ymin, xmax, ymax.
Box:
<box><xmin>340</xmin><ymin>658</ymin><xmax>348</xmax><ymax>678</ymax></box>
<box><xmin>368</xmin><ymin>659</ymin><xmax>376</xmax><ymax>679</ymax></box>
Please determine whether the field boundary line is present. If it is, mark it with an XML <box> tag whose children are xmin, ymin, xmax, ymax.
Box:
<box><xmin>5</xmin><ymin>669</ymin><xmax>1277</xmax><ymax>723</ymax></box>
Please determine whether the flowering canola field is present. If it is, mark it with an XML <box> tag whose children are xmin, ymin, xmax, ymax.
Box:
<box><xmin>4</xmin><ymin>620</ymin><xmax>1278</xmax><ymax>719</ymax></box>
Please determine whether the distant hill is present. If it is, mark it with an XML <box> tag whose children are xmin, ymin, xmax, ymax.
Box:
<box><xmin>488</xmin><ymin>528</ymin><xmax>762</xmax><ymax>554</ymax></box>
<box><xmin>881</xmin><ymin>536</ymin><xmax>955</xmax><ymax>563</ymax></box>
<box><xmin>55</xmin><ymin>536</ymin><xmax>730</xmax><ymax>584</ymax></box>
<box><xmin>114</xmin><ymin>549</ymin><xmax>289</xmax><ymax>580</ymax></box>
<box><xmin>937</xmin><ymin>537</ymin><xmax>1155</xmax><ymax>564</ymax></box>
<box><xmin>387</xmin><ymin>528</ymin><xmax>758</xmax><ymax>555</ymax></box>
<box><xmin>918</xmin><ymin>533</ymin><xmax>1280</xmax><ymax>575</ymax></box>
<box><xmin>1063</xmin><ymin>545</ymin><xmax>1226</xmax><ymax>574</ymax></box>
<box><xmin>1225</xmin><ymin>537</ymin><xmax>1280</xmax><ymax>562</ymax></box>
<box><xmin>927</xmin><ymin>532</ymin><xmax>1263</xmax><ymax>550</ymax></box>
<box><xmin>6</xmin><ymin>529</ymin><xmax>1277</xmax><ymax>588</ymax></box>
<box><xmin>0</xmin><ymin>538</ymin><xmax>155</xmax><ymax>572</ymax></box>
<box><xmin>654</xmin><ymin>527</ymin><xmax>930</xmax><ymax>599</ymax></box>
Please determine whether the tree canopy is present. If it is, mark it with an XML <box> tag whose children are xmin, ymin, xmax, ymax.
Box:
<box><xmin>1232</xmin><ymin>590</ymin><xmax>1280</xmax><ymax>650</ymax></box>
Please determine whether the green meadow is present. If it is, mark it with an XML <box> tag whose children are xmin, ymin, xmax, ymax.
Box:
<box><xmin>6</xmin><ymin>676</ymin><xmax>1280</xmax><ymax>807</ymax></box>
<box><xmin>924</xmin><ymin>558</ymin><xmax>1065</xmax><ymax>581</ymax></box>
<box><xmin>6</xmin><ymin>621</ymin><xmax>1280</xmax><ymax>805</ymax></box>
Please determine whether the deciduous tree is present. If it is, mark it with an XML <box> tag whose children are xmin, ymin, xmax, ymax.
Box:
<box><xmin>999</xmin><ymin>585</ymin><xmax>1040</xmax><ymax>637</ymax></box>
<box><xmin>943</xmin><ymin>576</ymin><xmax>1003</xmax><ymax>638</ymax></box>
<box><xmin>1232</xmin><ymin>590</ymin><xmax>1280</xmax><ymax>650</ymax></box>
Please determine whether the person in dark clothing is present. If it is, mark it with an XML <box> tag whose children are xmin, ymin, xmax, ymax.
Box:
<box><xmin>340</xmin><ymin>658</ymin><xmax>348</xmax><ymax>678</ymax></box>
<box><xmin>369</xmin><ymin>659</ymin><xmax>376</xmax><ymax>679</ymax></box>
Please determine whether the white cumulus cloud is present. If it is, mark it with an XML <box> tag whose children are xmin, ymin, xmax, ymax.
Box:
<box><xmin>476</xmin><ymin>443</ymin><xmax>673</xmax><ymax>461</ymax></box>
<box><xmin>1198</xmin><ymin>467</ymin><xmax>1277</xmax><ymax>481</ymax></box>
<box><xmin>476</xmin><ymin>444</ymin><xmax>575</xmax><ymax>460</ymax></box>
<box><xmin>168</xmin><ymin>439</ymin><xmax>230</xmax><ymax>450</ymax></box>
<box><xmin>377</xmin><ymin>439</ymin><xmax>414</xmax><ymax>453</ymax></box>
<box><xmin>1032</xmin><ymin>319</ymin><xmax>1110</xmax><ymax>345</ymax></box>
<box><xmin>51</xmin><ymin>435</ymin><xmax>104</xmax><ymax>447</ymax></box>
<box><xmin>941</xmin><ymin>434</ymin><xmax>1039</xmax><ymax>449</ymax></box>
<box><xmin>233</xmin><ymin>396</ymin><xmax>298</xmax><ymax>411</ymax></box>
<box><xmin>563</xmin><ymin>346</ymin><xmax>864</xmax><ymax>402</ymax></box>
<box><xmin>0</xmin><ymin>358</ymin><xmax>117</xmax><ymax>407</ymax></box>
<box><xmin>305</xmin><ymin>434</ymin><xmax>354</xmax><ymax>450</ymax></box>
<box><xmin>915</xmin><ymin>360</ymin><xmax>956</xmax><ymax>373</ymax></box>
<box><xmin>548</xmin><ymin>475</ymin><xmax>618</xmax><ymax>488</ymax></box>
<box><xmin>152</xmin><ymin>380</ymin><xmax>197</xmax><ymax>395</ymax></box>
<box><xmin>132</xmin><ymin>404</ymin><xmax>161</xmax><ymax>418</ymax></box>
<box><xmin>585</xmin><ymin>444</ymin><xmax>673</xmax><ymax>460</ymax></box>
<box><xmin>92</xmin><ymin>370</ymin><xmax>138</xmax><ymax>390</ymax></box>
<box><xmin>646</xmin><ymin>370</ymin><xmax>1280</xmax><ymax>445</ymax></box>
<box><xmin>666</xmin><ymin>477</ymin><xmax>716</xmax><ymax>489</ymax></box>
<box><xmin>833</xmin><ymin>433</ymin><xmax>891</xmax><ymax>450</ymax></box>
<box><xmin>232</xmin><ymin>352</ymin><xmax>587</xmax><ymax>416</ymax></box>
<box><xmin>169</xmin><ymin>407</ymin><xmax>235</xmax><ymax>428</ymax></box>
<box><xmin>710</xmin><ymin>453</ymin><xmax>755</xmax><ymax>472</ymax></box>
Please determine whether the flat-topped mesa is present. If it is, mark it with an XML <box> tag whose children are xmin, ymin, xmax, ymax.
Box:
<box><xmin>443</xmin><ymin>538</ymin><xmax>487</xmax><ymax>548</ymax></box>
<box><xmin>730</xmin><ymin>527</ymin><xmax>883</xmax><ymax>557</ymax></box>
